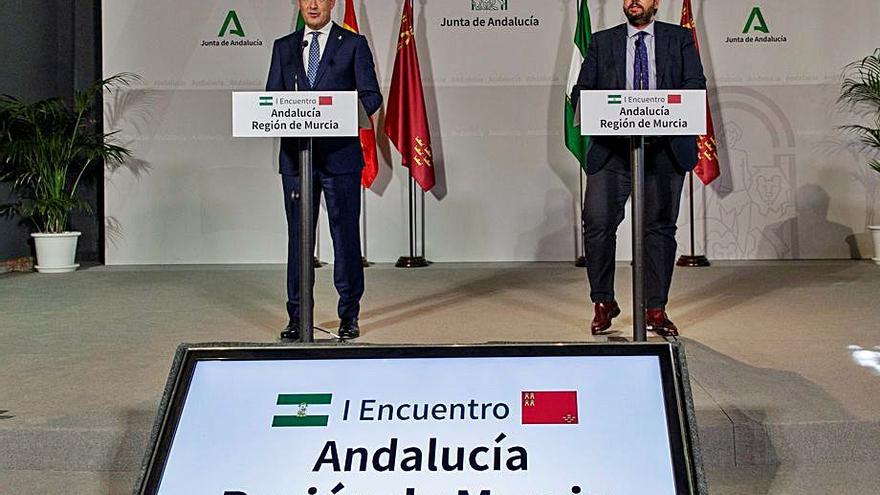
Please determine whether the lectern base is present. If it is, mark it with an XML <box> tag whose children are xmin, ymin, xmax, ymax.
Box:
<box><xmin>575</xmin><ymin>256</ymin><xmax>587</xmax><ymax>268</ymax></box>
<box><xmin>396</xmin><ymin>256</ymin><xmax>430</xmax><ymax>268</ymax></box>
<box><xmin>676</xmin><ymin>255</ymin><xmax>711</xmax><ymax>267</ymax></box>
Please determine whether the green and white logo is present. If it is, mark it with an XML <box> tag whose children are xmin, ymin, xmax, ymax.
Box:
<box><xmin>607</xmin><ymin>94</ymin><xmax>622</xmax><ymax>105</ymax></box>
<box><xmin>219</xmin><ymin>10</ymin><xmax>246</xmax><ymax>37</ymax></box>
<box><xmin>725</xmin><ymin>6</ymin><xmax>786</xmax><ymax>45</ymax></box>
<box><xmin>272</xmin><ymin>393</ymin><xmax>332</xmax><ymax>428</ymax></box>
<box><xmin>259</xmin><ymin>96</ymin><xmax>273</xmax><ymax>107</ymax></box>
<box><xmin>202</xmin><ymin>10</ymin><xmax>263</xmax><ymax>48</ymax></box>
<box><xmin>742</xmin><ymin>7</ymin><xmax>769</xmax><ymax>34</ymax></box>
<box><xmin>471</xmin><ymin>0</ymin><xmax>509</xmax><ymax>11</ymax></box>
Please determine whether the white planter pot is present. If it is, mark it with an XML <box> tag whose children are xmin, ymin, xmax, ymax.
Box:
<box><xmin>31</xmin><ymin>231</ymin><xmax>81</xmax><ymax>273</ymax></box>
<box><xmin>870</xmin><ymin>226</ymin><xmax>880</xmax><ymax>266</ymax></box>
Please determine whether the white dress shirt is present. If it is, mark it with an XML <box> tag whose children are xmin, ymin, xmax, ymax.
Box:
<box><xmin>302</xmin><ymin>21</ymin><xmax>335</xmax><ymax>76</ymax></box>
<box><xmin>625</xmin><ymin>21</ymin><xmax>657</xmax><ymax>90</ymax></box>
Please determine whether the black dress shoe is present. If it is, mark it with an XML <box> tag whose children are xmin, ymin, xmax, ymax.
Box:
<box><xmin>280</xmin><ymin>321</ymin><xmax>301</xmax><ymax>341</ymax></box>
<box><xmin>338</xmin><ymin>318</ymin><xmax>360</xmax><ymax>340</ymax></box>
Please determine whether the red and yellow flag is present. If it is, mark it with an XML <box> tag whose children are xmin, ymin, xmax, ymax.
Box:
<box><xmin>341</xmin><ymin>0</ymin><xmax>380</xmax><ymax>188</ymax></box>
<box><xmin>521</xmin><ymin>391</ymin><xmax>579</xmax><ymax>425</ymax></box>
<box><xmin>681</xmin><ymin>0</ymin><xmax>720</xmax><ymax>185</ymax></box>
<box><xmin>384</xmin><ymin>0</ymin><xmax>436</xmax><ymax>192</ymax></box>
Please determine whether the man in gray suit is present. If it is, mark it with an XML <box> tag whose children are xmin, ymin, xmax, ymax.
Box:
<box><xmin>571</xmin><ymin>0</ymin><xmax>706</xmax><ymax>336</ymax></box>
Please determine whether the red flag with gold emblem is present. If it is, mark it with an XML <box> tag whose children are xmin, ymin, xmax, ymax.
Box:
<box><xmin>341</xmin><ymin>0</ymin><xmax>380</xmax><ymax>188</ymax></box>
<box><xmin>521</xmin><ymin>391</ymin><xmax>579</xmax><ymax>425</ymax></box>
<box><xmin>384</xmin><ymin>0</ymin><xmax>435</xmax><ymax>191</ymax></box>
<box><xmin>680</xmin><ymin>0</ymin><xmax>720</xmax><ymax>185</ymax></box>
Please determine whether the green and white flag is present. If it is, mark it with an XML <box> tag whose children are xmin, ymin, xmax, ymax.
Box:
<box><xmin>272</xmin><ymin>393</ymin><xmax>332</xmax><ymax>427</ymax></box>
<box><xmin>564</xmin><ymin>0</ymin><xmax>592</xmax><ymax>169</ymax></box>
<box><xmin>295</xmin><ymin>10</ymin><xmax>305</xmax><ymax>31</ymax></box>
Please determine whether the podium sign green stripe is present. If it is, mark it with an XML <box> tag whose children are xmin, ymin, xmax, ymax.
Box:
<box><xmin>272</xmin><ymin>415</ymin><xmax>329</xmax><ymax>427</ymax></box>
<box><xmin>276</xmin><ymin>393</ymin><xmax>332</xmax><ymax>405</ymax></box>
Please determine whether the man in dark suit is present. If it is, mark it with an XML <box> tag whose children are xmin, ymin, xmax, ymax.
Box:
<box><xmin>266</xmin><ymin>0</ymin><xmax>382</xmax><ymax>340</ymax></box>
<box><xmin>572</xmin><ymin>0</ymin><xmax>706</xmax><ymax>337</ymax></box>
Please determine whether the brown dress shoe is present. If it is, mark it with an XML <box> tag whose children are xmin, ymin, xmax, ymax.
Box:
<box><xmin>591</xmin><ymin>301</ymin><xmax>621</xmax><ymax>335</ymax></box>
<box><xmin>646</xmin><ymin>308</ymin><xmax>679</xmax><ymax>337</ymax></box>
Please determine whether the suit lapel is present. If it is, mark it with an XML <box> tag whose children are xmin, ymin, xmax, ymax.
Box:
<box><xmin>654</xmin><ymin>22</ymin><xmax>671</xmax><ymax>89</ymax></box>
<box><xmin>312</xmin><ymin>23</ymin><xmax>343</xmax><ymax>88</ymax></box>
<box><xmin>612</xmin><ymin>24</ymin><xmax>628</xmax><ymax>89</ymax></box>
<box><xmin>289</xmin><ymin>30</ymin><xmax>310</xmax><ymax>90</ymax></box>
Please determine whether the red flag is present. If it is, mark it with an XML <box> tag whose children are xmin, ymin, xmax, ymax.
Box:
<box><xmin>521</xmin><ymin>391</ymin><xmax>579</xmax><ymax>425</ymax></box>
<box><xmin>342</xmin><ymin>0</ymin><xmax>380</xmax><ymax>188</ymax></box>
<box><xmin>384</xmin><ymin>0</ymin><xmax>436</xmax><ymax>192</ymax></box>
<box><xmin>680</xmin><ymin>0</ymin><xmax>720</xmax><ymax>185</ymax></box>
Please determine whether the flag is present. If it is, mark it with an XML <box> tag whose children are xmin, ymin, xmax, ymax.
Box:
<box><xmin>342</xmin><ymin>0</ymin><xmax>381</xmax><ymax>188</ymax></box>
<box><xmin>295</xmin><ymin>9</ymin><xmax>305</xmax><ymax>31</ymax></box>
<box><xmin>680</xmin><ymin>0</ymin><xmax>720</xmax><ymax>185</ymax></box>
<box><xmin>272</xmin><ymin>393</ymin><xmax>332</xmax><ymax>427</ymax></box>
<box><xmin>521</xmin><ymin>391</ymin><xmax>579</xmax><ymax>425</ymax></box>
<box><xmin>384</xmin><ymin>0</ymin><xmax>436</xmax><ymax>192</ymax></box>
<box><xmin>565</xmin><ymin>0</ymin><xmax>592</xmax><ymax>170</ymax></box>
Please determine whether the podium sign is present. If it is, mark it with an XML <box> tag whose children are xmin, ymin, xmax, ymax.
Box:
<box><xmin>579</xmin><ymin>90</ymin><xmax>707</xmax><ymax>136</ymax></box>
<box><xmin>232</xmin><ymin>91</ymin><xmax>359</xmax><ymax>137</ymax></box>
<box><xmin>136</xmin><ymin>344</ymin><xmax>705</xmax><ymax>495</ymax></box>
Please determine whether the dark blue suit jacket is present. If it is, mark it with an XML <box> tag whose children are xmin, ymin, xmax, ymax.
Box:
<box><xmin>572</xmin><ymin>21</ymin><xmax>707</xmax><ymax>174</ymax></box>
<box><xmin>266</xmin><ymin>23</ymin><xmax>382</xmax><ymax>176</ymax></box>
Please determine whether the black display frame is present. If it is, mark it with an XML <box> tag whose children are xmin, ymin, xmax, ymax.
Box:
<box><xmin>136</xmin><ymin>342</ymin><xmax>705</xmax><ymax>495</ymax></box>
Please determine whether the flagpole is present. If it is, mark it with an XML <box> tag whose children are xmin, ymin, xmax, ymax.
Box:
<box><xmin>396</xmin><ymin>174</ymin><xmax>428</xmax><ymax>267</ymax></box>
<box><xmin>677</xmin><ymin>0</ymin><xmax>715</xmax><ymax>267</ymax></box>
<box><xmin>420</xmin><ymin>189</ymin><xmax>428</xmax><ymax>261</ymax></box>
<box><xmin>675</xmin><ymin>173</ymin><xmax>711</xmax><ymax>268</ymax></box>
<box><xmin>361</xmin><ymin>187</ymin><xmax>371</xmax><ymax>267</ymax></box>
<box><xmin>576</xmin><ymin>165</ymin><xmax>587</xmax><ymax>267</ymax></box>
<box><xmin>393</xmin><ymin>0</ymin><xmax>429</xmax><ymax>269</ymax></box>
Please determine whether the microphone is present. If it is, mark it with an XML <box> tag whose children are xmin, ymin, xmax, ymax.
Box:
<box><xmin>295</xmin><ymin>40</ymin><xmax>308</xmax><ymax>90</ymax></box>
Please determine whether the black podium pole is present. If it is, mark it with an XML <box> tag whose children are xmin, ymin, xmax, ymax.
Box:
<box><xmin>631</xmin><ymin>136</ymin><xmax>647</xmax><ymax>342</ymax></box>
<box><xmin>298</xmin><ymin>138</ymin><xmax>315</xmax><ymax>343</ymax></box>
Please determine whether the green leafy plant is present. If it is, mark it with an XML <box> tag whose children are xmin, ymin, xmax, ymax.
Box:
<box><xmin>0</xmin><ymin>73</ymin><xmax>139</xmax><ymax>233</ymax></box>
<box><xmin>840</xmin><ymin>49</ymin><xmax>880</xmax><ymax>174</ymax></box>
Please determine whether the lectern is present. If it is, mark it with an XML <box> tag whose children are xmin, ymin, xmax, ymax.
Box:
<box><xmin>579</xmin><ymin>90</ymin><xmax>707</xmax><ymax>341</ymax></box>
<box><xmin>233</xmin><ymin>91</ymin><xmax>361</xmax><ymax>342</ymax></box>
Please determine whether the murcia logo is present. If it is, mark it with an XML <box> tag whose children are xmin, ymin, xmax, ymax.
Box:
<box><xmin>742</xmin><ymin>6</ymin><xmax>769</xmax><ymax>34</ymax></box>
<box><xmin>472</xmin><ymin>0</ymin><xmax>509</xmax><ymax>11</ymax></box>
<box><xmin>219</xmin><ymin>10</ymin><xmax>246</xmax><ymax>37</ymax></box>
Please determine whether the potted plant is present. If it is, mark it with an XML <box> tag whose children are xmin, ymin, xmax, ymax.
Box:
<box><xmin>0</xmin><ymin>73</ymin><xmax>137</xmax><ymax>273</ymax></box>
<box><xmin>840</xmin><ymin>49</ymin><xmax>880</xmax><ymax>264</ymax></box>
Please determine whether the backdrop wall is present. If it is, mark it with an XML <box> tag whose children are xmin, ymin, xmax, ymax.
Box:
<box><xmin>102</xmin><ymin>0</ymin><xmax>880</xmax><ymax>264</ymax></box>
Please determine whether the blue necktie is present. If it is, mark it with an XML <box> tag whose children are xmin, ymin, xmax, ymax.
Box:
<box><xmin>307</xmin><ymin>32</ymin><xmax>321</xmax><ymax>86</ymax></box>
<box><xmin>633</xmin><ymin>31</ymin><xmax>649</xmax><ymax>90</ymax></box>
